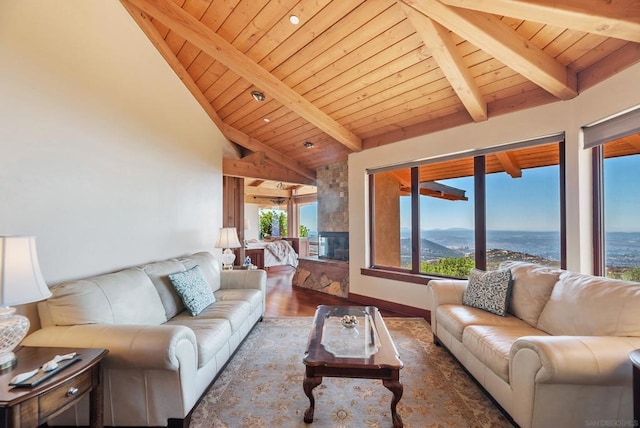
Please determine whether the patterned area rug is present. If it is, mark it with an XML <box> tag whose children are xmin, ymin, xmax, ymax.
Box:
<box><xmin>191</xmin><ymin>317</ymin><xmax>513</xmax><ymax>428</ymax></box>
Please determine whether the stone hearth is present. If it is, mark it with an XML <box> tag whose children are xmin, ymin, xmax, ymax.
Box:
<box><xmin>292</xmin><ymin>257</ymin><xmax>348</xmax><ymax>298</ymax></box>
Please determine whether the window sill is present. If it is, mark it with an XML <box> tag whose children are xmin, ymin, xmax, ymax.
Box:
<box><xmin>360</xmin><ymin>267</ymin><xmax>437</xmax><ymax>285</ymax></box>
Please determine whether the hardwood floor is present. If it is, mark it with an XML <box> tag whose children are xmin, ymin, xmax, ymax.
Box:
<box><xmin>264</xmin><ymin>267</ymin><xmax>412</xmax><ymax>318</ymax></box>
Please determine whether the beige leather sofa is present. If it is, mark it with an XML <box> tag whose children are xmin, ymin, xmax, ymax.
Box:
<box><xmin>429</xmin><ymin>261</ymin><xmax>640</xmax><ymax>428</ymax></box>
<box><xmin>23</xmin><ymin>251</ymin><xmax>266</xmax><ymax>427</ymax></box>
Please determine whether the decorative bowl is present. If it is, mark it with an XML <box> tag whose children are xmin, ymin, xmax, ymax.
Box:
<box><xmin>341</xmin><ymin>315</ymin><xmax>359</xmax><ymax>329</ymax></box>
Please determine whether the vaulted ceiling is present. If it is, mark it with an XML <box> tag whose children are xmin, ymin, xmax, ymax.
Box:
<box><xmin>121</xmin><ymin>0</ymin><xmax>640</xmax><ymax>186</ymax></box>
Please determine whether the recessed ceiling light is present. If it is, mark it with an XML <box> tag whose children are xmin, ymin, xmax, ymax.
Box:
<box><xmin>289</xmin><ymin>15</ymin><xmax>300</xmax><ymax>25</ymax></box>
<box><xmin>251</xmin><ymin>90</ymin><xmax>265</xmax><ymax>102</ymax></box>
<box><xmin>263</xmin><ymin>118</ymin><xmax>270</xmax><ymax>123</ymax></box>
<box><xmin>303</xmin><ymin>141</ymin><xmax>314</xmax><ymax>148</ymax></box>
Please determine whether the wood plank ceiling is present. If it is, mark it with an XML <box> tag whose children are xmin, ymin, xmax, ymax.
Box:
<box><xmin>121</xmin><ymin>0</ymin><xmax>640</xmax><ymax>186</ymax></box>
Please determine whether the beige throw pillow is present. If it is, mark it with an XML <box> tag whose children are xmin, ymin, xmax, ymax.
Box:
<box><xmin>499</xmin><ymin>261</ymin><xmax>561</xmax><ymax>327</ymax></box>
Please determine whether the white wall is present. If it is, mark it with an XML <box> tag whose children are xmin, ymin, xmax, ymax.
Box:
<box><xmin>0</xmin><ymin>1</ymin><xmax>228</xmax><ymax>285</ymax></box>
<box><xmin>349</xmin><ymin>62</ymin><xmax>640</xmax><ymax>311</ymax></box>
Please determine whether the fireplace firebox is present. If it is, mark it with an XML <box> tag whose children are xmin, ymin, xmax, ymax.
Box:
<box><xmin>318</xmin><ymin>231</ymin><xmax>349</xmax><ymax>261</ymax></box>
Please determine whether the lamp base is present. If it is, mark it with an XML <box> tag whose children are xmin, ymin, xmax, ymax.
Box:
<box><xmin>221</xmin><ymin>248</ymin><xmax>236</xmax><ymax>270</ymax></box>
<box><xmin>0</xmin><ymin>308</ymin><xmax>30</xmax><ymax>372</ymax></box>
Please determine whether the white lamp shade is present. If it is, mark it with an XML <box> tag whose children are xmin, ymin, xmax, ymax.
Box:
<box><xmin>0</xmin><ymin>236</ymin><xmax>52</xmax><ymax>307</ymax></box>
<box><xmin>215</xmin><ymin>227</ymin><xmax>241</xmax><ymax>249</ymax></box>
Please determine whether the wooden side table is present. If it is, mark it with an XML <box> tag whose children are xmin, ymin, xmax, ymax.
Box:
<box><xmin>631</xmin><ymin>350</ymin><xmax>640</xmax><ymax>427</ymax></box>
<box><xmin>245</xmin><ymin>248</ymin><xmax>265</xmax><ymax>269</ymax></box>
<box><xmin>0</xmin><ymin>347</ymin><xmax>108</xmax><ymax>428</ymax></box>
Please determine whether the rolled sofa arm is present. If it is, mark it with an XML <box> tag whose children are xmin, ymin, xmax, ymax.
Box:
<box><xmin>22</xmin><ymin>324</ymin><xmax>197</xmax><ymax>371</ymax></box>
<box><xmin>221</xmin><ymin>269</ymin><xmax>266</xmax><ymax>293</ymax></box>
<box><xmin>429</xmin><ymin>279</ymin><xmax>468</xmax><ymax>306</ymax></box>
<box><xmin>511</xmin><ymin>335</ymin><xmax>640</xmax><ymax>385</ymax></box>
<box><xmin>428</xmin><ymin>279</ymin><xmax>468</xmax><ymax>328</ymax></box>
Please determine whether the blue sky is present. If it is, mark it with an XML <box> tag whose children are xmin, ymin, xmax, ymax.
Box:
<box><xmin>398</xmin><ymin>153</ymin><xmax>640</xmax><ymax>232</ymax></box>
<box><xmin>300</xmin><ymin>203</ymin><xmax>317</xmax><ymax>232</ymax></box>
<box><xmin>298</xmin><ymin>154</ymin><xmax>640</xmax><ymax>234</ymax></box>
<box><xmin>605</xmin><ymin>155</ymin><xmax>640</xmax><ymax>232</ymax></box>
<box><xmin>402</xmin><ymin>165</ymin><xmax>562</xmax><ymax>231</ymax></box>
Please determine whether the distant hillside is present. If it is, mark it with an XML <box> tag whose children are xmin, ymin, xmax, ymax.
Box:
<box><xmin>478</xmin><ymin>249</ymin><xmax>559</xmax><ymax>269</ymax></box>
<box><xmin>401</xmin><ymin>237</ymin><xmax>464</xmax><ymax>260</ymax></box>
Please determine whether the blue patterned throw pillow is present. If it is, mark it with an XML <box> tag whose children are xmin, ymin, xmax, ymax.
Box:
<box><xmin>168</xmin><ymin>265</ymin><xmax>215</xmax><ymax>316</ymax></box>
<box><xmin>462</xmin><ymin>268</ymin><xmax>513</xmax><ymax>316</ymax></box>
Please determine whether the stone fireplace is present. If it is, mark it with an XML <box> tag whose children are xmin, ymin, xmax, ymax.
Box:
<box><xmin>293</xmin><ymin>162</ymin><xmax>350</xmax><ymax>297</ymax></box>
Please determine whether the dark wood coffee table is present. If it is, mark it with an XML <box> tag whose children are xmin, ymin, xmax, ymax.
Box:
<box><xmin>303</xmin><ymin>305</ymin><xmax>403</xmax><ymax>428</ymax></box>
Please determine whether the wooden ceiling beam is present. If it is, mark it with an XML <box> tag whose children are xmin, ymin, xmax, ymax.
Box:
<box><xmin>121</xmin><ymin>1</ymin><xmax>316</xmax><ymax>182</ymax></box>
<box><xmin>124</xmin><ymin>0</ymin><xmax>362</xmax><ymax>153</ymax></box>
<box><xmin>495</xmin><ymin>151</ymin><xmax>522</xmax><ymax>178</ymax></box>
<box><xmin>240</xmin><ymin>151</ymin><xmax>266</xmax><ymax>167</ymax></box>
<box><xmin>221</xmin><ymin>125</ymin><xmax>316</xmax><ymax>182</ymax></box>
<box><xmin>579</xmin><ymin>43</ymin><xmax>640</xmax><ymax>92</ymax></box>
<box><xmin>399</xmin><ymin>2</ymin><xmax>488</xmax><ymax>122</ymax></box>
<box><xmin>244</xmin><ymin>186</ymin><xmax>290</xmax><ymax>198</ymax></box>
<box><xmin>401</xmin><ymin>0</ymin><xmax>578</xmax><ymax>100</ymax></box>
<box><xmin>223</xmin><ymin>158</ymin><xmax>315</xmax><ymax>186</ymax></box>
<box><xmin>440</xmin><ymin>0</ymin><xmax>640</xmax><ymax>44</ymax></box>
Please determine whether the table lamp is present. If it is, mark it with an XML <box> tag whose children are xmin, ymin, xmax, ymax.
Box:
<box><xmin>0</xmin><ymin>236</ymin><xmax>52</xmax><ymax>370</ymax></box>
<box><xmin>215</xmin><ymin>227</ymin><xmax>241</xmax><ymax>270</ymax></box>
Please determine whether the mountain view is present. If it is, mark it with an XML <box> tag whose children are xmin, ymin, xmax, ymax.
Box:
<box><xmin>400</xmin><ymin>228</ymin><xmax>640</xmax><ymax>276</ymax></box>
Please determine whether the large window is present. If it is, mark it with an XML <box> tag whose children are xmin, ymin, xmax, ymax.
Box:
<box><xmin>603</xmin><ymin>149</ymin><xmax>640</xmax><ymax>279</ymax></box>
<box><xmin>591</xmin><ymin>138</ymin><xmax>640</xmax><ymax>279</ymax></box>
<box><xmin>258</xmin><ymin>208</ymin><xmax>287</xmax><ymax>239</ymax></box>
<box><xmin>587</xmin><ymin>107</ymin><xmax>640</xmax><ymax>279</ymax></box>
<box><xmin>420</xmin><ymin>170</ymin><xmax>475</xmax><ymax>277</ymax></box>
<box><xmin>369</xmin><ymin>137</ymin><xmax>565</xmax><ymax>279</ymax></box>
<box><xmin>485</xmin><ymin>144</ymin><xmax>562</xmax><ymax>269</ymax></box>
<box><xmin>371</xmin><ymin>167</ymin><xmax>413</xmax><ymax>270</ymax></box>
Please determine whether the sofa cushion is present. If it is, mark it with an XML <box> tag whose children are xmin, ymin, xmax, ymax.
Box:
<box><xmin>436</xmin><ymin>304</ymin><xmax>527</xmax><ymax>342</ymax></box>
<box><xmin>179</xmin><ymin>252</ymin><xmax>221</xmax><ymax>293</ymax></box>
<box><xmin>463</xmin><ymin>325</ymin><xmax>549</xmax><ymax>382</ymax></box>
<box><xmin>463</xmin><ymin>268</ymin><xmax>513</xmax><ymax>316</ymax></box>
<box><xmin>500</xmin><ymin>261</ymin><xmax>561</xmax><ymax>326</ymax></box>
<box><xmin>169</xmin><ymin>266</ymin><xmax>215</xmax><ymax>316</ymax></box>
<box><xmin>215</xmin><ymin>289</ymin><xmax>263</xmax><ymax>313</ymax></box>
<box><xmin>142</xmin><ymin>259</ymin><xmax>186</xmax><ymax>319</ymax></box>
<box><xmin>537</xmin><ymin>271</ymin><xmax>640</xmax><ymax>336</ymax></box>
<box><xmin>165</xmin><ymin>317</ymin><xmax>232</xmax><ymax>368</ymax></box>
<box><xmin>46</xmin><ymin>268</ymin><xmax>166</xmax><ymax>326</ymax></box>
<box><xmin>195</xmin><ymin>300</ymin><xmax>251</xmax><ymax>332</ymax></box>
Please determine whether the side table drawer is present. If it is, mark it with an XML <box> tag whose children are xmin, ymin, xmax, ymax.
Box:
<box><xmin>38</xmin><ymin>369</ymin><xmax>92</xmax><ymax>421</ymax></box>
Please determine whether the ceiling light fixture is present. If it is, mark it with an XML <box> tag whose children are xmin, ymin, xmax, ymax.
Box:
<box><xmin>289</xmin><ymin>15</ymin><xmax>300</xmax><ymax>25</ymax></box>
<box><xmin>251</xmin><ymin>90</ymin><xmax>265</xmax><ymax>102</ymax></box>
<box><xmin>263</xmin><ymin>118</ymin><xmax>270</xmax><ymax>123</ymax></box>
<box><xmin>303</xmin><ymin>141</ymin><xmax>314</xmax><ymax>148</ymax></box>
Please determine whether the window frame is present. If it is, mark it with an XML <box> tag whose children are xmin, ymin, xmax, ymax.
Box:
<box><xmin>592</xmin><ymin>145</ymin><xmax>605</xmax><ymax>276</ymax></box>
<box><xmin>587</xmin><ymin>107</ymin><xmax>640</xmax><ymax>277</ymax></box>
<box><xmin>365</xmin><ymin>136</ymin><xmax>567</xmax><ymax>281</ymax></box>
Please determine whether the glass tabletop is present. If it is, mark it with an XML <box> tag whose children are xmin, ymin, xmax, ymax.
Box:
<box><xmin>320</xmin><ymin>306</ymin><xmax>381</xmax><ymax>358</ymax></box>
